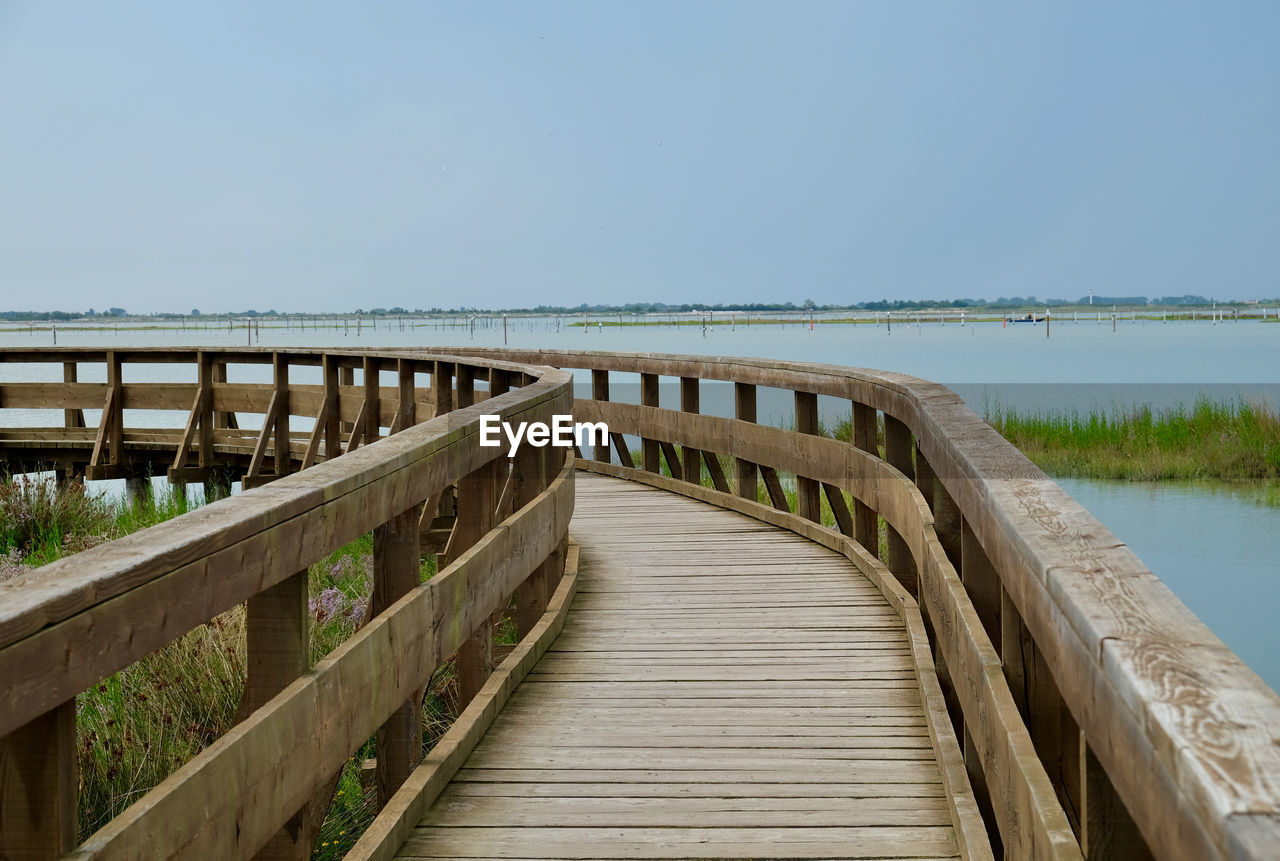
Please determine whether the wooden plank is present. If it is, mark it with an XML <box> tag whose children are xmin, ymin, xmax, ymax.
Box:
<box><xmin>398</xmin><ymin>825</ymin><xmax>959</xmax><ymax>859</ymax></box>
<box><xmin>376</xmin><ymin>471</ymin><xmax>980</xmax><ymax>861</ymax></box>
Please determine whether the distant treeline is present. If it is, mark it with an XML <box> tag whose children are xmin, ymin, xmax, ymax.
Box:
<box><xmin>1</xmin><ymin>294</ymin><xmax>1273</xmax><ymax>320</ymax></box>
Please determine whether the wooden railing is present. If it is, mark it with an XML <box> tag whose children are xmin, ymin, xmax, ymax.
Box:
<box><xmin>423</xmin><ymin>347</ymin><xmax>1280</xmax><ymax>861</ymax></box>
<box><xmin>0</xmin><ymin>347</ymin><xmax>573</xmax><ymax>859</ymax></box>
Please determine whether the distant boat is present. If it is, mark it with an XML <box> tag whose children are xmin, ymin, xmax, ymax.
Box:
<box><xmin>1006</xmin><ymin>313</ymin><xmax>1045</xmax><ymax>323</ymax></box>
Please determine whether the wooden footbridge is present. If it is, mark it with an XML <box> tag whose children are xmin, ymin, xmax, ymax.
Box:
<box><xmin>2</xmin><ymin>347</ymin><xmax>1278</xmax><ymax>860</ymax></box>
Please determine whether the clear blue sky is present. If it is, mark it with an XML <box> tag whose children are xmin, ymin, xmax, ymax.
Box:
<box><xmin>1</xmin><ymin>2</ymin><xmax>1276</xmax><ymax>312</ymax></box>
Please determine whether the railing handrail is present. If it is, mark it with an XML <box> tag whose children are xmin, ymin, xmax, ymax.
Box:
<box><xmin>415</xmin><ymin>346</ymin><xmax>1280</xmax><ymax>861</ymax></box>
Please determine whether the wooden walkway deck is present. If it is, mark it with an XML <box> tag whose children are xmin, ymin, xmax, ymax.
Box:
<box><xmin>394</xmin><ymin>473</ymin><xmax>965</xmax><ymax>859</ymax></box>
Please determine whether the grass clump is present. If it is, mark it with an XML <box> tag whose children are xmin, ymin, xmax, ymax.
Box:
<box><xmin>986</xmin><ymin>398</ymin><xmax>1280</xmax><ymax>482</ymax></box>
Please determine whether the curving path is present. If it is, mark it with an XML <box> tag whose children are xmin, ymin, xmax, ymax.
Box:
<box><xmin>393</xmin><ymin>473</ymin><xmax>969</xmax><ymax>859</ymax></box>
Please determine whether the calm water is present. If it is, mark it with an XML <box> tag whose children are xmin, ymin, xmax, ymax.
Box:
<box><xmin>2</xmin><ymin>317</ymin><xmax>1277</xmax><ymax>689</ymax></box>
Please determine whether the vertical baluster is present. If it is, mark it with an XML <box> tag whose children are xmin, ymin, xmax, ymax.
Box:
<box><xmin>794</xmin><ymin>391</ymin><xmax>820</xmax><ymax>521</ymax></box>
<box><xmin>735</xmin><ymin>382</ymin><xmax>757</xmax><ymax>501</ymax></box>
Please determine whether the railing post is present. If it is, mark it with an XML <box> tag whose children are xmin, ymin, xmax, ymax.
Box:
<box><xmin>433</xmin><ymin>361</ymin><xmax>453</xmax><ymax>417</ymax></box>
<box><xmin>456</xmin><ymin>363</ymin><xmax>475</xmax><ymax>409</ymax></box>
<box><xmin>681</xmin><ymin>377</ymin><xmax>701</xmax><ymax>484</ymax></box>
<box><xmin>850</xmin><ymin>402</ymin><xmax>878</xmax><ymax>550</ymax></box>
<box><xmin>213</xmin><ymin>359</ymin><xmax>239</xmax><ymax>430</ymax></box>
<box><xmin>196</xmin><ymin>352</ymin><xmax>215</xmax><ymax>471</ymax></box>
<box><xmin>274</xmin><ymin>353</ymin><xmax>292</xmax><ymax>477</ymax></box>
<box><xmin>453</xmin><ymin>364</ymin><xmax>496</xmax><ymax>710</ymax></box>
<box><xmin>513</xmin><ymin>443</ymin><xmax>550</xmax><ymax>638</ymax></box>
<box><xmin>641</xmin><ymin>373</ymin><xmax>659</xmax><ymax>473</ymax></box>
<box><xmin>592</xmin><ymin>370</ymin><xmax>611</xmax><ymax>464</ymax></box>
<box><xmin>930</xmin><ymin>467</ymin><xmax>962</xmax><ymax>571</ymax></box>
<box><xmin>62</xmin><ymin>361</ymin><xmax>84</xmax><ymax>430</ymax></box>
<box><xmin>373</xmin><ymin>507</ymin><xmax>423</xmax><ymax>805</ymax></box>
<box><xmin>236</xmin><ymin>570</ymin><xmax>311</xmax><ymax>859</ymax></box>
<box><xmin>735</xmin><ymin>382</ymin><xmax>757</xmax><ymax>501</ymax></box>
<box><xmin>107</xmin><ymin>351</ymin><xmax>123</xmax><ymax>469</ymax></box>
<box><xmin>339</xmin><ymin>364</ymin><xmax>356</xmax><ymax>437</ymax></box>
<box><xmin>322</xmin><ymin>355</ymin><xmax>341</xmax><ymax>460</ymax></box>
<box><xmin>394</xmin><ymin>359</ymin><xmax>416</xmax><ymax>432</ymax></box>
<box><xmin>363</xmin><ymin>356</ymin><xmax>380</xmax><ymax>445</ymax></box>
<box><xmin>0</xmin><ymin>701</ymin><xmax>78</xmax><ymax>859</ymax></box>
<box><xmin>794</xmin><ymin>391</ymin><xmax>820</xmax><ymax>521</ymax></box>
<box><xmin>1081</xmin><ymin>740</ymin><xmax>1150</xmax><ymax>858</ymax></box>
<box><xmin>883</xmin><ymin>413</ymin><xmax>918</xmax><ymax>596</ymax></box>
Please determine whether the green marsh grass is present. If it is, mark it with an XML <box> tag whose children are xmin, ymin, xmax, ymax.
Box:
<box><xmin>986</xmin><ymin>398</ymin><xmax>1280</xmax><ymax>483</ymax></box>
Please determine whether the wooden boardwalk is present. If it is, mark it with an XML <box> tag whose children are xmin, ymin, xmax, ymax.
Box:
<box><xmin>395</xmin><ymin>473</ymin><xmax>964</xmax><ymax>859</ymax></box>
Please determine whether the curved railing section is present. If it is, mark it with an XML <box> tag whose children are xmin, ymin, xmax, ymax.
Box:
<box><xmin>424</xmin><ymin>347</ymin><xmax>1280</xmax><ymax>861</ymax></box>
<box><xmin>0</xmin><ymin>347</ymin><xmax>573</xmax><ymax>859</ymax></box>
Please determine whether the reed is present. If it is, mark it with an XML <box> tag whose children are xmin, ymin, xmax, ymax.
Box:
<box><xmin>986</xmin><ymin>398</ymin><xmax>1280</xmax><ymax>481</ymax></box>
